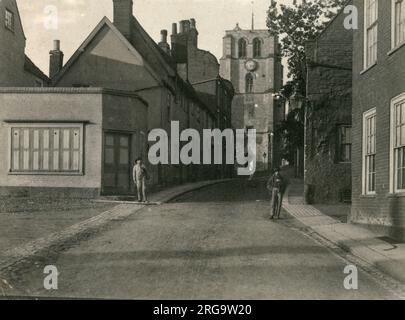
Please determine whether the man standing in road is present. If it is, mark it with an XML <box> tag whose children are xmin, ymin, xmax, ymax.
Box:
<box><xmin>266</xmin><ymin>167</ymin><xmax>288</xmax><ymax>220</ymax></box>
<box><xmin>133</xmin><ymin>158</ymin><xmax>149</xmax><ymax>203</ymax></box>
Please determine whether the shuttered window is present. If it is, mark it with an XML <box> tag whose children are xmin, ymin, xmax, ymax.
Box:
<box><xmin>10</xmin><ymin>124</ymin><xmax>83</xmax><ymax>174</ymax></box>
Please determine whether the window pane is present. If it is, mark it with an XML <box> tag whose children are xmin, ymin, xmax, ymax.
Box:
<box><xmin>119</xmin><ymin>148</ymin><xmax>129</xmax><ymax>165</ymax></box>
<box><xmin>402</xmin><ymin>125</ymin><xmax>405</xmax><ymax>147</ymax></box>
<box><xmin>401</xmin><ymin>103</ymin><xmax>405</xmax><ymax>124</ymax></box>
<box><xmin>105</xmin><ymin>148</ymin><xmax>114</xmax><ymax>164</ymax></box>
<box><xmin>105</xmin><ymin>134</ymin><xmax>114</xmax><ymax>146</ymax></box>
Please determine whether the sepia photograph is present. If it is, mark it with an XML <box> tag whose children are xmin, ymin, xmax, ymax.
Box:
<box><xmin>0</xmin><ymin>0</ymin><xmax>405</xmax><ymax>308</ymax></box>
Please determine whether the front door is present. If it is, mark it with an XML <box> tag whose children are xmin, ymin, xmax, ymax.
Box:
<box><xmin>103</xmin><ymin>132</ymin><xmax>131</xmax><ymax>195</ymax></box>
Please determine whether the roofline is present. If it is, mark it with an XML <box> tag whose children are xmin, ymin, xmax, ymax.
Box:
<box><xmin>24</xmin><ymin>55</ymin><xmax>50</xmax><ymax>83</ymax></box>
<box><xmin>11</xmin><ymin>0</ymin><xmax>27</xmax><ymax>40</ymax></box>
<box><xmin>51</xmin><ymin>17</ymin><xmax>163</xmax><ymax>86</ymax></box>
<box><xmin>310</xmin><ymin>0</ymin><xmax>352</xmax><ymax>43</ymax></box>
<box><xmin>0</xmin><ymin>87</ymin><xmax>149</xmax><ymax>106</ymax></box>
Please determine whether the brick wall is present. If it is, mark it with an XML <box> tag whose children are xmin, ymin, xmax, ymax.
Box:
<box><xmin>305</xmin><ymin>5</ymin><xmax>353</xmax><ymax>204</ymax></box>
<box><xmin>352</xmin><ymin>0</ymin><xmax>405</xmax><ymax>240</ymax></box>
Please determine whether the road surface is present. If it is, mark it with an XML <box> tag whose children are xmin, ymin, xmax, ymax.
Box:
<box><xmin>4</xmin><ymin>180</ymin><xmax>399</xmax><ymax>299</ymax></box>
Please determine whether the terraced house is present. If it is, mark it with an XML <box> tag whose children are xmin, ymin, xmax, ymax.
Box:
<box><xmin>0</xmin><ymin>0</ymin><xmax>234</xmax><ymax>197</ymax></box>
<box><xmin>351</xmin><ymin>0</ymin><xmax>405</xmax><ymax>240</ymax></box>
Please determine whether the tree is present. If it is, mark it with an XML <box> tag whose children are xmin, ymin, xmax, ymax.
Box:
<box><xmin>267</xmin><ymin>0</ymin><xmax>347</xmax><ymax>96</ymax></box>
<box><xmin>267</xmin><ymin>0</ymin><xmax>347</xmax><ymax>165</ymax></box>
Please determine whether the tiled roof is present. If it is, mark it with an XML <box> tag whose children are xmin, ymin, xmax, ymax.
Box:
<box><xmin>24</xmin><ymin>55</ymin><xmax>50</xmax><ymax>83</ymax></box>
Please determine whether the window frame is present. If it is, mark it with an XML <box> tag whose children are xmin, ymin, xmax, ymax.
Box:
<box><xmin>362</xmin><ymin>108</ymin><xmax>377</xmax><ymax>195</ymax></box>
<box><xmin>4</xmin><ymin>8</ymin><xmax>14</xmax><ymax>32</ymax></box>
<box><xmin>363</xmin><ymin>0</ymin><xmax>378</xmax><ymax>70</ymax></box>
<box><xmin>8</xmin><ymin>123</ymin><xmax>85</xmax><ymax>176</ymax></box>
<box><xmin>253</xmin><ymin>38</ymin><xmax>262</xmax><ymax>58</ymax></box>
<box><xmin>392</xmin><ymin>0</ymin><xmax>405</xmax><ymax>49</ymax></box>
<box><xmin>245</xmin><ymin>73</ymin><xmax>254</xmax><ymax>93</ymax></box>
<box><xmin>238</xmin><ymin>38</ymin><xmax>247</xmax><ymax>58</ymax></box>
<box><xmin>390</xmin><ymin>92</ymin><xmax>405</xmax><ymax>194</ymax></box>
<box><xmin>337</xmin><ymin>125</ymin><xmax>352</xmax><ymax>164</ymax></box>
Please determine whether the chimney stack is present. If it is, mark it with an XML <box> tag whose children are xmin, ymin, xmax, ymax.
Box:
<box><xmin>179</xmin><ymin>20</ymin><xmax>190</xmax><ymax>33</ymax></box>
<box><xmin>49</xmin><ymin>40</ymin><xmax>64</xmax><ymax>78</ymax></box>
<box><xmin>158</xmin><ymin>30</ymin><xmax>170</xmax><ymax>54</ymax></box>
<box><xmin>113</xmin><ymin>0</ymin><xmax>133</xmax><ymax>40</ymax></box>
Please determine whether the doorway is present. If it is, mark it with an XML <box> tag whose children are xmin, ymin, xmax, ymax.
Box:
<box><xmin>103</xmin><ymin>132</ymin><xmax>131</xmax><ymax>195</ymax></box>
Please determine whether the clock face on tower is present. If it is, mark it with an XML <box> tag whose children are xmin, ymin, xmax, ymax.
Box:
<box><xmin>245</xmin><ymin>60</ymin><xmax>257</xmax><ymax>71</ymax></box>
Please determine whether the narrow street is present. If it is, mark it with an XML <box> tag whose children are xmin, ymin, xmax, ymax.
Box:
<box><xmin>6</xmin><ymin>180</ymin><xmax>398</xmax><ymax>300</ymax></box>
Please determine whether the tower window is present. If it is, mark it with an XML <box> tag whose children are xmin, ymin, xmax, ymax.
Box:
<box><xmin>246</xmin><ymin>73</ymin><xmax>254</xmax><ymax>93</ymax></box>
<box><xmin>238</xmin><ymin>38</ymin><xmax>247</xmax><ymax>58</ymax></box>
<box><xmin>5</xmin><ymin>9</ymin><xmax>14</xmax><ymax>31</ymax></box>
<box><xmin>253</xmin><ymin>38</ymin><xmax>262</xmax><ymax>58</ymax></box>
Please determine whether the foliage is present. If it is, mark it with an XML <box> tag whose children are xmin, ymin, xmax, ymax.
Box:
<box><xmin>267</xmin><ymin>0</ymin><xmax>347</xmax><ymax>164</ymax></box>
<box><xmin>267</xmin><ymin>0</ymin><xmax>347</xmax><ymax>96</ymax></box>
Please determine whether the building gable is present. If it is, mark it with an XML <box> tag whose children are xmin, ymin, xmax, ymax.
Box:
<box><xmin>54</xmin><ymin>17</ymin><xmax>160</xmax><ymax>90</ymax></box>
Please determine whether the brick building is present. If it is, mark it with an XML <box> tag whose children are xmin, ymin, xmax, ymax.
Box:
<box><xmin>0</xmin><ymin>0</ymin><xmax>49</xmax><ymax>87</ymax></box>
<box><xmin>219</xmin><ymin>23</ymin><xmax>284</xmax><ymax>172</ymax></box>
<box><xmin>352</xmin><ymin>0</ymin><xmax>405</xmax><ymax>240</ymax></box>
<box><xmin>305</xmin><ymin>4</ymin><xmax>353</xmax><ymax>204</ymax></box>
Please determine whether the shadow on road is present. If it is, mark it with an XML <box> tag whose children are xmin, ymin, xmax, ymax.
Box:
<box><xmin>171</xmin><ymin>179</ymin><xmax>271</xmax><ymax>203</ymax></box>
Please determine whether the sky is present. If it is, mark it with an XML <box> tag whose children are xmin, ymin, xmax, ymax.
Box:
<box><xmin>17</xmin><ymin>0</ymin><xmax>292</xmax><ymax>76</ymax></box>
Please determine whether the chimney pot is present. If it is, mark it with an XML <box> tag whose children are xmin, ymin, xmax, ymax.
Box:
<box><xmin>184</xmin><ymin>20</ymin><xmax>190</xmax><ymax>32</ymax></box>
<box><xmin>179</xmin><ymin>21</ymin><xmax>185</xmax><ymax>33</ymax></box>
<box><xmin>172</xmin><ymin>23</ymin><xmax>177</xmax><ymax>35</ymax></box>
<box><xmin>190</xmin><ymin>18</ymin><xmax>196</xmax><ymax>29</ymax></box>
<box><xmin>53</xmin><ymin>40</ymin><xmax>60</xmax><ymax>51</ymax></box>
<box><xmin>160</xmin><ymin>29</ymin><xmax>168</xmax><ymax>43</ymax></box>
<box><xmin>49</xmin><ymin>40</ymin><xmax>64</xmax><ymax>78</ymax></box>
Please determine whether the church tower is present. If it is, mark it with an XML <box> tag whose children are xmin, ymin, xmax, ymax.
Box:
<box><xmin>220</xmin><ymin>21</ymin><xmax>284</xmax><ymax>172</ymax></box>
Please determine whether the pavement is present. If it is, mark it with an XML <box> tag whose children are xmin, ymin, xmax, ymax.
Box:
<box><xmin>1</xmin><ymin>179</ymin><xmax>404</xmax><ymax>299</ymax></box>
<box><xmin>283</xmin><ymin>178</ymin><xmax>405</xmax><ymax>285</ymax></box>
